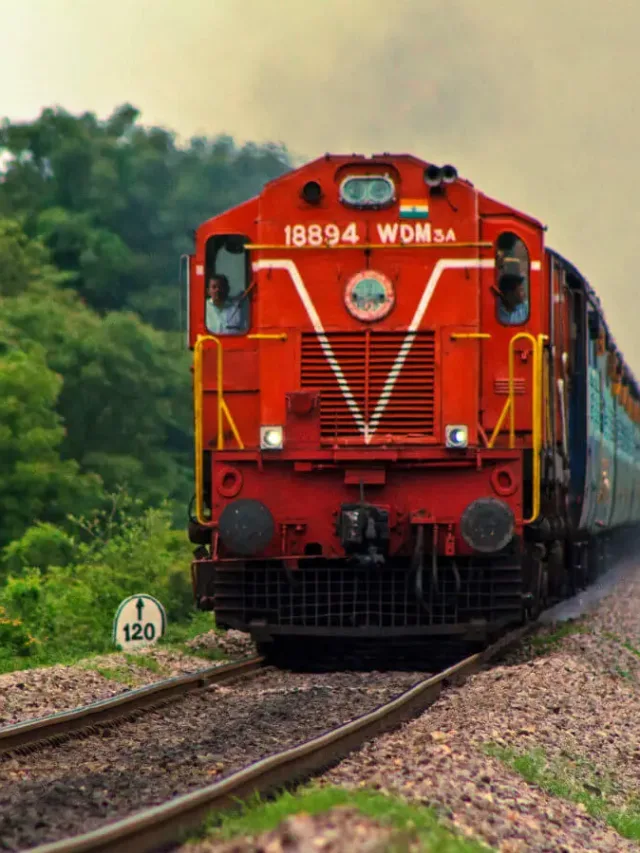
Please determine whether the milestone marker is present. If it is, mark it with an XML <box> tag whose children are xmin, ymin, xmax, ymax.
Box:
<box><xmin>112</xmin><ymin>594</ymin><xmax>167</xmax><ymax>650</ymax></box>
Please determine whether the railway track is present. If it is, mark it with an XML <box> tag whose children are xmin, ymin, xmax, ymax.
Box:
<box><xmin>0</xmin><ymin>656</ymin><xmax>265</xmax><ymax>756</ymax></box>
<box><xmin>13</xmin><ymin>621</ymin><xmax>535</xmax><ymax>853</ymax></box>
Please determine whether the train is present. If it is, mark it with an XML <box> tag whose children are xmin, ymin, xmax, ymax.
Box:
<box><xmin>183</xmin><ymin>152</ymin><xmax>640</xmax><ymax>657</ymax></box>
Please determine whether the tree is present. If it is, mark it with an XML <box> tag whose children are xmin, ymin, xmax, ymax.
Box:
<box><xmin>2</xmin><ymin>255</ymin><xmax>193</xmax><ymax>513</ymax></box>
<box><xmin>0</xmin><ymin>109</ymin><xmax>293</xmax><ymax>546</ymax></box>
<box><xmin>0</xmin><ymin>105</ymin><xmax>291</xmax><ymax>329</ymax></box>
<box><xmin>0</xmin><ymin>218</ymin><xmax>193</xmax><ymax>539</ymax></box>
<box><xmin>0</xmin><ymin>341</ymin><xmax>102</xmax><ymax>546</ymax></box>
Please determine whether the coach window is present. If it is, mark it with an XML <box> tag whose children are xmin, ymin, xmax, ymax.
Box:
<box><xmin>204</xmin><ymin>234</ymin><xmax>251</xmax><ymax>335</ymax></box>
<box><xmin>495</xmin><ymin>232</ymin><xmax>530</xmax><ymax>326</ymax></box>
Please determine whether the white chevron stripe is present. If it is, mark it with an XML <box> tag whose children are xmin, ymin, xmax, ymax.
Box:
<box><xmin>252</xmin><ymin>260</ymin><xmax>365</xmax><ymax>432</ymax></box>
<box><xmin>252</xmin><ymin>257</ymin><xmax>501</xmax><ymax>442</ymax></box>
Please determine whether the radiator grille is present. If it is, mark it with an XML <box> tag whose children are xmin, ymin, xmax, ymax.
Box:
<box><xmin>301</xmin><ymin>331</ymin><xmax>436</xmax><ymax>440</ymax></box>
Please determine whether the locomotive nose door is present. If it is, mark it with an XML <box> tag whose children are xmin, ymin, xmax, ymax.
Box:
<box><xmin>479</xmin><ymin>217</ymin><xmax>543</xmax><ymax>448</ymax></box>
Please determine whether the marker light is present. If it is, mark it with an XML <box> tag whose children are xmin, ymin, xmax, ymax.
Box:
<box><xmin>445</xmin><ymin>424</ymin><xmax>469</xmax><ymax>449</ymax></box>
<box><xmin>260</xmin><ymin>426</ymin><xmax>284</xmax><ymax>450</ymax></box>
<box><xmin>340</xmin><ymin>175</ymin><xmax>395</xmax><ymax>208</ymax></box>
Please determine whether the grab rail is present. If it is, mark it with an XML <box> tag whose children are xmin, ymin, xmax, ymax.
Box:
<box><xmin>193</xmin><ymin>333</ymin><xmax>287</xmax><ymax>526</ymax></box>
<box><xmin>487</xmin><ymin>332</ymin><xmax>548</xmax><ymax>524</ymax></box>
<box><xmin>193</xmin><ymin>335</ymin><xmax>244</xmax><ymax>525</ymax></box>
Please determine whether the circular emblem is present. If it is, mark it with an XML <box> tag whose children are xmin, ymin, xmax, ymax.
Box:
<box><xmin>345</xmin><ymin>270</ymin><xmax>395</xmax><ymax>322</ymax></box>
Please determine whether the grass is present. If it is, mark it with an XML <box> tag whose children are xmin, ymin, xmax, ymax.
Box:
<box><xmin>123</xmin><ymin>652</ymin><xmax>164</xmax><ymax>673</ymax></box>
<box><xmin>82</xmin><ymin>652</ymin><xmax>168</xmax><ymax>686</ymax></box>
<box><xmin>484</xmin><ymin>743</ymin><xmax>640</xmax><ymax>841</ymax></box>
<box><xmin>623</xmin><ymin>642</ymin><xmax>640</xmax><ymax>659</ymax></box>
<box><xmin>91</xmin><ymin>665</ymin><xmax>141</xmax><ymax>686</ymax></box>
<box><xmin>525</xmin><ymin>618</ymin><xmax>590</xmax><ymax>656</ymax></box>
<box><xmin>158</xmin><ymin>610</ymin><xmax>218</xmax><ymax>647</ymax></box>
<box><xmin>614</xmin><ymin>665</ymin><xmax>633</xmax><ymax>681</ymax></box>
<box><xmin>190</xmin><ymin>785</ymin><xmax>493</xmax><ymax>852</ymax></box>
<box><xmin>154</xmin><ymin>610</ymin><xmax>229</xmax><ymax>663</ymax></box>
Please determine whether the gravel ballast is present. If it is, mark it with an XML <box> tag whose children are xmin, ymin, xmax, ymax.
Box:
<box><xmin>0</xmin><ymin>626</ymin><xmax>263</xmax><ymax>727</ymax></box>
<box><xmin>318</xmin><ymin>564</ymin><xmax>640</xmax><ymax>852</ymax></box>
<box><xmin>5</xmin><ymin>567</ymin><xmax>640</xmax><ymax>852</ymax></box>
<box><xmin>0</xmin><ymin>647</ymin><xmax>226</xmax><ymax>726</ymax></box>
<box><xmin>0</xmin><ymin>667</ymin><xmax>424</xmax><ymax>851</ymax></box>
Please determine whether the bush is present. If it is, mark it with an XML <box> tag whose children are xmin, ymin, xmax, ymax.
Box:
<box><xmin>0</xmin><ymin>605</ymin><xmax>36</xmax><ymax>657</ymax></box>
<box><xmin>0</xmin><ymin>498</ymin><xmax>194</xmax><ymax>670</ymax></box>
<box><xmin>2</xmin><ymin>522</ymin><xmax>75</xmax><ymax>576</ymax></box>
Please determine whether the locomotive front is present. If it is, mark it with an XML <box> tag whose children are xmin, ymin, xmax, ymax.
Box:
<box><xmin>187</xmin><ymin>154</ymin><xmax>545</xmax><ymax>647</ymax></box>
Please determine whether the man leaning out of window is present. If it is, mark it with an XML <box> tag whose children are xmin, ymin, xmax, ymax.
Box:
<box><xmin>206</xmin><ymin>274</ymin><xmax>247</xmax><ymax>334</ymax></box>
<box><xmin>498</xmin><ymin>257</ymin><xmax>529</xmax><ymax>325</ymax></box>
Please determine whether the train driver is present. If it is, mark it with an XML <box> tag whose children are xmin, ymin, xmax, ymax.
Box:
<box><xmin>205</xmin><ymin>274</ymin><xmax>247</xmax><ymax>335</ymax></box>
<box><xmin>497</xmin><ymin>258</ymin><xmax>529</xmax><ymax>325</ymax></box>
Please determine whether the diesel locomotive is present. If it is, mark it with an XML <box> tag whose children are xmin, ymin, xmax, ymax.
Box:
<box><xmin>183</xmin><ymin>153</ymin><xmax>640</xmax><ymax>653</ymax></box>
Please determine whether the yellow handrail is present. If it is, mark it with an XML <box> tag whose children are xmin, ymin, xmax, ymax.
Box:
<box><xmin>487</xmin><ymin>331</ymin><xmax>548</xmax><ymax>524</ymax></box>
<box><xmin>193</xmin><ymin>333</ymin><xmax>288</xmax><ymax>525</ymax></box>
<box><xmin>533</xmin><ymin>333</ymin><xmax>549</xmax><ymax>525</ymax></box>
<box><xmin>247</xmin><ymin>333</ymin><xmax>288</xmax><ymax>341</ymax></box>
<box><xmin>193</xmin><ymin>334</ymin><xmax>245</xmax><ymax>526</ymax></box>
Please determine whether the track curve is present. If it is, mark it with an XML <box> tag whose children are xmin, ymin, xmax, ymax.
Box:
<box><xmin>21</xmin><ymin>623</ymin><xmax>534</xmax><ymax>853</ymax></box>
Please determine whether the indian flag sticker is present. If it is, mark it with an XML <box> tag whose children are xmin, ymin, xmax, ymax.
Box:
<box><xmin>399</xmin><ymin>199</ymin><xmax>429</xmax><ymax>220</ymax></box>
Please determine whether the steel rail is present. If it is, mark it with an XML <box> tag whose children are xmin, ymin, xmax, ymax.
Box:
<box><xmin>0</xmin><ymin>656</ymin><xmax>265</xmax><ymax>755</ymax></box>
<box><xmin>25</xmin><ymin>623</ymin><xmax>535</xmax><ymax>853</ymax></box>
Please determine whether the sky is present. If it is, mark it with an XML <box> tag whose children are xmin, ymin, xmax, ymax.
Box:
<box><xmin>2</xmin><ymin>0</ymin><xmax>640</xmax><ymax>368</ymax></box>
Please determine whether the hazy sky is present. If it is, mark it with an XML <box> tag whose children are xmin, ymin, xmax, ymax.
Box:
<box><xmin>2</xmin><ymin>0</ymin><xmax>640</xmax><ymax>368</ymax></box>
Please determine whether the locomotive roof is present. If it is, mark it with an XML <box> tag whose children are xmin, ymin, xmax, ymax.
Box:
<box><xmin>196</xmin><ymin>154</ymin><xmax>639</xmax><ymax>398</ymax></box>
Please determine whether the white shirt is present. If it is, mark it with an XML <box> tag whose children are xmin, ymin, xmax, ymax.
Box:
<box><xmin>206</xmin><ymin>299</ymin><xmax>245</xmax><ymax>335</ymax></box>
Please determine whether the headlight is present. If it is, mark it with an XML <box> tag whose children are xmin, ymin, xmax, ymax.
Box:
<box><xmin>445</xmin><ymin>424</ymin><xmax>468</xmax><ymax>449</ymax></box>
<box><xmin>339</xmin><ymin>175</ymin><xmax>395</xmax><ymax>208</ymax></box>
<box><xmin>260</xmin><ymin>426</ymin><xmax>284</xmax><ymax>450</ymax></box>
<box><xmin>460</xmin><ymin>497</ymin><xmax>514</xmax><ymax>553</ymax></box>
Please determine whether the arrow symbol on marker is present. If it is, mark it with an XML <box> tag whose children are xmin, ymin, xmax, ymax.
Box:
<box><xmin>136</xmin><ymin>598</ymin><xmax>145</xmax><ymax>621</ymax></box>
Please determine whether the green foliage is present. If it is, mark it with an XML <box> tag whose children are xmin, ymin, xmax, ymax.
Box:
<box><xmin>0</xmin><ymin>497</ymin><xmax>194</xmax><ymax>672</ymax></box>
<box><xmin>0</xmin><ymin>218</ymin><xmax>69</xmax><ymax>297</ymax></box>
<box><xmin>2</xmin><ymin>522</ymin><xmax>75</xmax><ymax>575</ymax></box>
<box><xmin>159</xmin><ymin>610</ymin><xmax>220</xmax><ymax>649</ymax></box>
<box><xmin>1</xmin><ymin>229</ymin><xmax>193</xmax><ymax>539</ymax></box>
<box><xmin>0</xmin><ymin>106</ymin><xmax>291</xmax><ymax>544</ymax></box>
<box><xmin>0</xmin><ymin>104</ymin><xmax>291</xmax><ymax>329</ymax></box>
<box><xmin>0</xmin><ymin>605</ymin><xmax>35</xmax><ymax>656</ymax></box>
<box><xmin>0</xmin><ymin>341</ymin><xmax>102</xmax><ymax>546</ymax></box>
<box><xmin>484</xmin><ymin>743</ymin><xmax>640</xmax><ymax>842</ymax></box>
<box><xmin>0</xmin><ymin>219</ymin><xmax>192</xmax><ymax>516</ymax></box>
<box><xmin>0</xmin><ymin>104</ymin><xmax>291</xmax><ymax>657</ymax></box>
<box><xmin>196</xmin><ymin>785</ymin><xmax>492</xmax><ymax>852</ymax></box>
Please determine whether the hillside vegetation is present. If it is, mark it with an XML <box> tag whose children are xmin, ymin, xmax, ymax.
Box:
<box><xmin>0</xmin><ymin>104</ymin><xmax>291</xmax><ymax>670</ymax></box>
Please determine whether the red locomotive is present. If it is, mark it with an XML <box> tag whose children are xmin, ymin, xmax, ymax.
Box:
<box><xmin>184</xmin><ymin>153</ymin><xmax>640</xmax><ymax>655</ymax></box>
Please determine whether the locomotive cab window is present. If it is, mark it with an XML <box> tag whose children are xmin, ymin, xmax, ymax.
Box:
<box><xmin>495</xmin><ymin>232</ymin><xmax>530</xmax><ymax>325</ymax></box>
<box><xmin>204</xmin><ymin>234</ymin><xmax>251</xmax><ymax>335</ymax></box>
